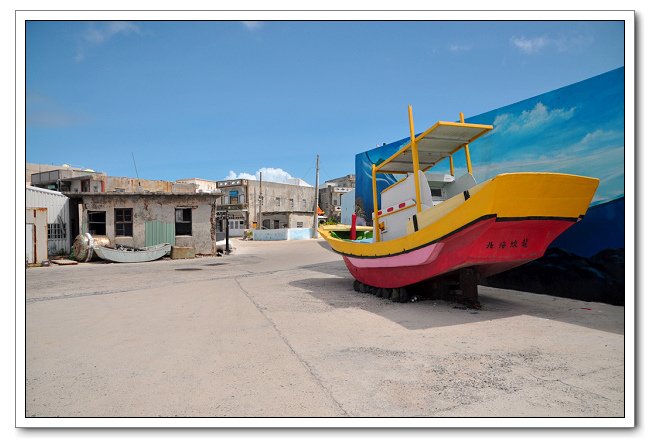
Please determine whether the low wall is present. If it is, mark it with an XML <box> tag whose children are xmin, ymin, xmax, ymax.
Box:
<box><xmin>253</xmin><ymin>228</ymin><xmax>314</xmax><ymax>241</ymax></box>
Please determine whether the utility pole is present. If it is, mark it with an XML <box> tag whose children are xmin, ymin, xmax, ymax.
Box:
<box><xmin>313</xmin><ymin>154</ymin><xmax>320</xmax><ymax>238</ymax></box>
<box><xmin>225</xmin><ymin>210</ymin><xmax>230</xmax><ymax>254</ymax></box>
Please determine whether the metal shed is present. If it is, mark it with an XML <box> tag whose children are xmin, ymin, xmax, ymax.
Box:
<box><xmin>26</xmin><ymin>186</ymin><xmax>71</xmax><ymax>255</ymax></box>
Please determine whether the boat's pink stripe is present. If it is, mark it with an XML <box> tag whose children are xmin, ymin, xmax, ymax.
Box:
<box><xmin>344</xmin><ymin>242</ymin><xmax>443</xmax><ymax>268</ymax></box>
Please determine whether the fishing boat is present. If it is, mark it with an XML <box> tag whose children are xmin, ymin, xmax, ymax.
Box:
<box><xmin>318</xmin><ymin>106</ymin><xmax>599</xmax><ymax>297</ymax></box>
<box><xmin>93</xmin><ymin>243</ymin><xmax>171</xmax><ymax>263</ymax></box>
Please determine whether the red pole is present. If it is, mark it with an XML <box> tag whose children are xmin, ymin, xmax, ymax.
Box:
<box><xmin>350</xmin><ymin>213</ymin><xmax>357</xmax><ymax>240</ymax></box>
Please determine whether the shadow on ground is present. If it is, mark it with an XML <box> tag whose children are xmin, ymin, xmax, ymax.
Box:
<box><xmin>292</xmin><ymin>261</ymin><xmax>623</xmax><ymax>334</ymax></box>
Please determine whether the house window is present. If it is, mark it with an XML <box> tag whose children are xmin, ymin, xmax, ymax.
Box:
<box><xmin>262</xmin><ymin>219</ymin><xmax>270</xmax><ymax>229</ymax></box>
<box><xmin>333</xmin><ymin>198</ymin><xmax>338</xmax><ymax>206</ymax></box>
<box><xmin>48</xmin><ymin>223</ymin><xmax>66</xmax><ymax>239</ymax></box>
<box><xmin>275</xmin><ymin>197</ymin><xmax>280</xmax><ymax>206</ymax></box>
<box><xmin>115</xmin><ymin>208</ymin><xmax>133</xmax><ymax>237</ymax></box>
<box><xmin>289</xmin><ymin>198</ymin><xmax>294</xmax><ymax>208</ymax></box>
<box><xmin>274</xmin><ymin>220</ymin><xmax>280</xmax><ymax>229</ymax></box>
<box><xmin>229</xmin><ymin>190</ymin><xmax>239</xmax><ymax>204</ymax></box>
<box><xmin>88</xmin><ymin>211</ymin><xmax>106</xmax><ymax>235</ymax></box>
<box><xmin>302</xmin><ymin>199</ymin><xmax>307</xmax><ymax>210</ymax></box>
<box><xmin>296</xmin><ymin>222</ymin><xmax>303</xmax><ymax>228</ymax></box>
<box><xmin>175</xmin><ymin>208</ymin><xmax>192</xmax><ymax>236</ymax></box>
<box><xmin>229</xmin><ymin>220</ymin><xmax>245</xmax><ymax>230</ymax></box>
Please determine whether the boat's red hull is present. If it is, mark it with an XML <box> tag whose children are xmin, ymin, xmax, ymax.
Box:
<box><xmin>342</xmin><ymin>216</ymin><xmax>575</xmax><ymax>288</ymax></box>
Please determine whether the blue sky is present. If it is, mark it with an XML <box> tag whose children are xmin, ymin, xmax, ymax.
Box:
<box><xmin>25</xmin><ymin>20</ymin><xmax>624</xmax><ymax>185</ymax></box>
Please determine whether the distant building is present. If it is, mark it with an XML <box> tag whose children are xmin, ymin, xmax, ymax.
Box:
<box><xmin>31</xmin><ymin>167</ymin><xmax>197</xmax><ymax>194</ymax></box>
<box><xmin>26</xmin><ymin>163</ymin><xmax>86</xmax><ymax>186</ymax></box>
<box><xmin>64</xmin><ymin>191</ymin><xmax>224</xmax><ymax>255</ymax></box>
<box><xmin>28</xmin><ymin>162</ymin><xmax>316</xmax><ymax>247</ymax></box>
<box><xmin>216</xmin><ymin>177</ymin><xmax>316</xmax><ymax>235</ymax></box>
<box><xmin>176</xmin><ymin>178</ymin><xmax>219</xmax><ymax>193</ymax></box>
<box><xmin>318</xmin><ymin>174</ymin><xmax>355</xmax><ymax>222</ymax></box>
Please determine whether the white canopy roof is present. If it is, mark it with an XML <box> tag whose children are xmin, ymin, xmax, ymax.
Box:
<box><xmin>376</xmin><ymin>121</ymin><xmax>493</xmax><ymax>174</ymax></box>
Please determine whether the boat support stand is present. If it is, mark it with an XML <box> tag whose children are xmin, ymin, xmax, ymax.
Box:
<box><xmin>353</xmin><ymin>267</ymin><xmax>481</xmax><ymax>309</ymax></box>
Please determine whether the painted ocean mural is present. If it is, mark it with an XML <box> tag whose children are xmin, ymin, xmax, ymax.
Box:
<box><xmin>355</xmin><ymin>67</ymin><xmax>624</xmax><ymax>303</ymax></box>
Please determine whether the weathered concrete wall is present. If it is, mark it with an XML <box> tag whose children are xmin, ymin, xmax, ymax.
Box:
<box><xmin>66</xmin><ymin>178</ymin><xmax>104</xmax><ymax>193</ymax></box>
<box><xmin>176</xmin><ymin>178</ymin><xmax>218</xmax><ymax>192</ymax></box>
<box><xmin>79</xmin><ymin>194</ymin><xmax>218</xmax><ymax>254</ymax></box>
<box><xmin>288</xmin><ymin>212</ymin><xmax>314</xmax><ymax>229</ymax></box>
<box><xmin>249</xmin><ymin>181</ymin><xmax>314</xmax><ymax>214</ymax></box>
<box><xmin>105</xmin><ymin>177</ymin><xmax>175</xmax><ymax>193</ymax></box>
<box><xmin>259</xmin><ymin>212</ymin><xmax>314</xmax><ymax>230</ymax></box>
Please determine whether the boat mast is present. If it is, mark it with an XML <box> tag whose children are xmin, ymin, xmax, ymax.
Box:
<box><xmin>408</xmin><ymin>105</ymin><xmax>422</xmax><ymax>213</ymax></box>
<box><xmin>372</xmin><ymin>163</ymin><xmax>379</xmax><ymax>241</ymax></box>
<box><xmin>460</xmin><ymin>112</ymin><xmax>473</xmax><ymax>175</ymax></box>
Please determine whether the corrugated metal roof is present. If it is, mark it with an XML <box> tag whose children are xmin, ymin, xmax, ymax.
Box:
<box><xmin>26</xmin><ymin>185</ymin><xmax>66</xmax><ymax>196</ymax></box>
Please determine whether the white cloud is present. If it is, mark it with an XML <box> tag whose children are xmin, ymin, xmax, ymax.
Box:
<box><xmin>449</xmin><ymin>43</ymin><xmax>471</xmax><ymax>52</ymax></box>
<box><xmin>75</xmin><ymin>21</ymin><xmax>141</xmax><ymax>62</ymax></box>
<box><xmin>492</xmin><ymin>102</ymin><xmax>575</xmax><ymax>134</ymax></box>
<box><xmin>511</xmin><ymin>35</ymin><xmax>549</xmax><ymax>54</ymax></box>
<box><xmin>225</xmin><ymin>167</ymin><xmax>312</xmax><ymax>187</ymax></box>
<box><xmin>27</xmin><ymin>111</ymin><xmax>81</xmax><ymax>127</ymax></box>
<box><xmin>242</xmin><ymin>21</ymin><xmax>263</xmax><ymax>31</ymax></box>
<box><xmin>511</xmin><ymin>33</ymin><xmax>593</xmax><ymax>55</ymax></box>
<box><xmin>577</xmin><ymin>129</ymin><xmax>620</xmax><ymax>147</ymax></box>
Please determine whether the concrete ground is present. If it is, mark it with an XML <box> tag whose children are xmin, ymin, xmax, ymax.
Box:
<box><xmin>24</xmin><ymin>238</ymin><xmax>624</xmax><ymax>418</ymax></box>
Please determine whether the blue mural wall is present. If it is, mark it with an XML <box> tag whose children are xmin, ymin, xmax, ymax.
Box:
<box><xmin>355</xmin><ymin>67</ymin><xmax>625</xmax><ymax>302</ymax></box>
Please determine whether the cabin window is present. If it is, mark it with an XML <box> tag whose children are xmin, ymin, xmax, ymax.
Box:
<box><xmin>175</xmin><ymin>208</ymin><xmax>192</xmax><ymax>236</ymax></box>
<box><xmin>115</xmin><ymin>208</ymin><xmax>133</xmax><ymax>237</ymax></box>
<box><xmin>88</xmin><ymin>211</ymin><xmax>106</xmax><ymax>235</ymax></box>
<box><xmin>431</xmin><ymin>188</ymin><xmax>443</xmax><ymax>197</ymax></box>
